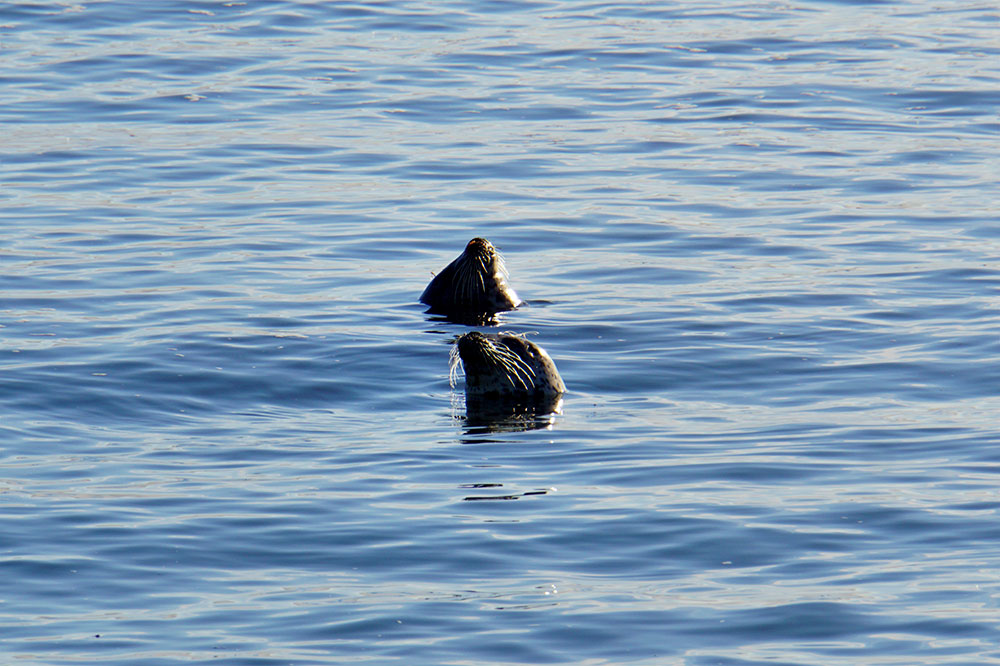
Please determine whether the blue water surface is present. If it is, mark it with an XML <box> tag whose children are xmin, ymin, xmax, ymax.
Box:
<box><xmin>2</xmin><ymin>1</ymin><xmax>1000</xmax><ymax>664</ymax></box>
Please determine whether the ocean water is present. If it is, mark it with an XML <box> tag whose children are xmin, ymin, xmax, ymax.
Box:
<box><xmin>2</xmin><ymin>0</ymin><xmax>1000</xmax><ymax>664</ymax></box>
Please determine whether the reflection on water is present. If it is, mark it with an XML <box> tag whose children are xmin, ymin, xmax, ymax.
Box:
<box><xmin>424</xmin><ymin>310</ymin><xmax>504</xmax><ymax>326</ymax></box>
<box><xmin>460</xmin><ymin>483</ymin><xmax>552</xmax><ymax>501</ymax></box>
<box><xmin>451</xmin><ymin>391</ymin><xmax>563</xmax><ymax>435</ymax></box>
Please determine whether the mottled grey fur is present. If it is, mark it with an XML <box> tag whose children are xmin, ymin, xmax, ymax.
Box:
<box><xmin>451</xmin><ymin>331</ymin><xmax>565</xmax><ymax>400</ymax></box>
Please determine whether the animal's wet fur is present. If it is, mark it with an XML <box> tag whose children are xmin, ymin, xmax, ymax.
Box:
<box><xmin>420</xmin><ymin>238</ymin><xmax>521</xmax><ymax>320</ymax></box>
<box><xmin>451</xmin><ymin>331</ymin><xmax>565</xmax><ymax>401</ymax></box>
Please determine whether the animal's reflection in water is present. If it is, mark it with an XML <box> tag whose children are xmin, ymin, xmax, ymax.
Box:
<box><xmin>459</xmin><ymin>482</ymin><xmax>553</xmax><ymax>502</ymax></box>
<box><xmin>456</xmin><ymin>393</ymin><xmax>563</xmax><ymax>432</ymax></box>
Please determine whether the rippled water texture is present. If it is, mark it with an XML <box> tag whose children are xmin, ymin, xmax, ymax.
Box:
<box><xmin>2</xmin><ymin>1</ymin><xmax>1000</xmax><ymax>664</ymax></box>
